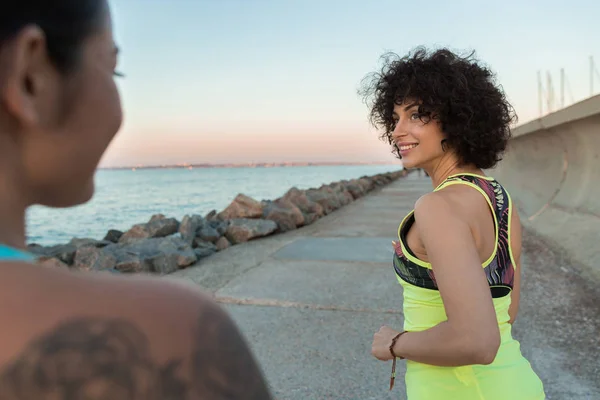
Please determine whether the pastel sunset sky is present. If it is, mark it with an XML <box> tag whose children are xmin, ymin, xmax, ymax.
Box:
<box><xmin>102</xmin><ymin>0</ymin><xmax>598</xmax><ymax>167</ymax></box>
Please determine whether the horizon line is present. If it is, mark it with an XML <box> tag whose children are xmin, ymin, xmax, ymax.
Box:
<box><xmin>99</xmin><ymin>160</ymin><xmax>403</xmax><ymax>170</ymax></box>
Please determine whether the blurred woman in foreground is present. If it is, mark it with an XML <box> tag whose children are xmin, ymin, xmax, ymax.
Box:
<box><xmin>0</xmin><ymin>1</ymin><xmax>272</xmax><ymax>398</ymax></box>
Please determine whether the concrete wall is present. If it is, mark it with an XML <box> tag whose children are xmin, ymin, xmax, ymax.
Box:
<box><xmin>492</xmin><ymin>94</ymin><xmax>600</xmax><ymax>273</ymax></box>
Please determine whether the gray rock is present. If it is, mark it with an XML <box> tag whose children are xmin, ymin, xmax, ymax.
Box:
<box><xmin>73</xmin><ymin>247</ymin><xmax>117</xmax><ymax>272</ymax></box>
<box><xmin>117</xmin><ymin>224</ymin><xmax>148</xmax><ymax>244</ymax></box>
<box><xmin>215</xmin><ymin>236</ymin><xmax>231</xmax><ymax>251</ymax></box>
<box><xmin>28</xmin><ymin>243</ymin><xmax>77</xmax><ymax>265</ymax></box>
<box><xmin>276</xmin><ymin>198</ymin><xmax>305</xmax><ymax>226</ymax></box>
<box><xmin>172</xmin><ymin>251</ymin><xmax>198</xmax><ymax>270</ymax></box>
<box><xmin>282</xmin><ymin>187</ymin><xmax>311</xmax><ymax>213</ymax></box>
<box><xmin>105</xmin><ymin>236</ymin><xmax>196</xmax><ymax>274</ymax></box>
<box><xmin>358</xmin><ymin>177</ymin><xmax>374</xmax><ymax>192</ymax></box>
<box><xmin>198</xmin><ymin>224</ymin><xmax>220</xmax><ymax>243</ymax></box>
<box><xmin>146</xmin><ymin>253</ymin><xmax>179</xmax><ymax>275</ymax></box>
<box><xmin>103</xmin><ymin>229</ymin><xmax>123</xmax><ymax>243</ymax></box>
<box><xmin>26</xmin><ymin>243</ymin><xmax>43</xmax><ymax>252</ymax></box>
<box><xmin>262</xmin><ymin>199</ymin><xmax>305</xmax><ymax>232</ymax></box>
<box><xmin>37</xmin><ymin>256</ymin><xmax>70</xmax><ymax>269</ymax></box>
<box><xmin>345</xmin><ymin>180</ymin><xmax>366</xmax><ymax>199</ymax></box>
<box><xmin>179</xmin><ymin>214</ymin><xmax>204</xmax><ymax>244</ymax></box>
<box><xmin>114</xmin><ymin>257</ymin><xmax>152</xmax><ymax>273</ymax></box>
<box><xmin>147</xmin><ymin>214</ymin><xmax>180</xmax><ymax>236</ymax></box>
<box><xmin>282</xmin><ymin>187</ymin><xmax>324</xmax><ymax>222</ymax></box>
<box><xmin>225</xmin><ymin>218</ymin><xmax>278</xmax><ymax>244</ymax></box>
<box><xmin>305</xmin><ymin>188</ymin><xmax>341</xmax><ymax>215</ymax></box>
<box><xmin>303</xmin><ymin>212</ymin><xmax>321</xmax><ymax>225</ymax></box>
<box><xmin>209</xmin><ymin>220</ymin><xmax>229</xmax><ymax>236</ymax></box>
<box><xmin>69</xmin><ymin>238</ymin><xmax>112</xmax><ymax>248</ymax></box>
<box><xmin>194</xmin><ymin>240</ymin><xmax>218</xmax><ymax>259</ymax></box>
<box><xmin>371</xmin><ymin>174</ymin><xmax>391</xmax><ymax>187</ymax></box>
<box><xmin>218</xmin><ymin>194</ymin><xmax>263</xmax><ymax>220</ymax></box>
<box><xmin>328</xmin><ymin>183</ymin><xmax>354</xmax><ymax>206</ymax></box>
<box><xmin>318</xmin><ymin>184</ymin><xmax>349</xmax><ymax>208</ymax></box>
<box><xmin>119</xmin><ymin>214</ymin><xmax>180</xmax><ymax>244</ymax></box>
<box><xmin>205</xmin><ymin>209</ymin><xmax>219</xmax><ymax>221</ymax></box>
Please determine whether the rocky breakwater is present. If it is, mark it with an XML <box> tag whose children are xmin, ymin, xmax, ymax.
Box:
<box><xmin>28</xmin><ymin>169</ymin><xmax>407</xmax><ymax>275</ymax></box>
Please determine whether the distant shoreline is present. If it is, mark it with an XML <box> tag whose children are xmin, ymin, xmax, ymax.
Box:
<box><xmin>99</xmin><ymin>161</ymin><xmax>403</xmax><ymax>171</ymax></box>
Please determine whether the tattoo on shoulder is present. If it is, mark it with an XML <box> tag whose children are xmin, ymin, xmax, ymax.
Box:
<box><xmin>0</xmin><ymin>307</ymin><xmax>273</xmax><ymax>399</ymax></box>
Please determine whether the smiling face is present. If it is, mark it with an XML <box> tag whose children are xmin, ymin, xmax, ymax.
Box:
<box><xmin>390</xmin><ymin>101</ymin><xmax>447</xmax><ymax>170</ymax></box>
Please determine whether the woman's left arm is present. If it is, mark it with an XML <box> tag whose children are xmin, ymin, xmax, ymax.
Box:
<box><xmin>372</xmin><ymin>192</ymin><xmax>501</xmax><ymax>367</ymax></box>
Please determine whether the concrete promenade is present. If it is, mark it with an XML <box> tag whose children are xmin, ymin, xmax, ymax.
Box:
<box><xmin>172</xmin><ymin>174</ymin><xmax>600</xmax><ymax>400</ymax></box>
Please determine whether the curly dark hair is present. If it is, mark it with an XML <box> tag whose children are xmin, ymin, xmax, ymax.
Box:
<box><xmin>359</xmin><ymin>47</ymin><xmax>517</xmax><ymax>169</ymax></box>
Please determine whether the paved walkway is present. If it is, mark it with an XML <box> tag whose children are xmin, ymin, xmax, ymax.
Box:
<box><xmin>172</xmin><ymin>174</ymin><xmax>600</xmax><ymax>400</ymax></box>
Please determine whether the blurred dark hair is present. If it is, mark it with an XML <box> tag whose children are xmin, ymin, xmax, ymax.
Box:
<box><xmin>359</xmin><ymin>47</ymin><xmax>517</xmax><ymax>169</ymax></box>
<box><xmin>0</xmin><ymin>0</ymin><xmax>106</xmax><ymax>73</ymax></box>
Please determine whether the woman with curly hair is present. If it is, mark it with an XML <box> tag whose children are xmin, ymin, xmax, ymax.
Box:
<box><xmin>362</xmin><ymin>47</ymin><xmax>546</xmax><ymax>399</ymax></box>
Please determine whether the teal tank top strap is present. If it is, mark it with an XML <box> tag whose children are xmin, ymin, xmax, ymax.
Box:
<box><xmin>0</xmin><ymin>244</ymin><xmax>35</xmax><ymax>262</ymax></box>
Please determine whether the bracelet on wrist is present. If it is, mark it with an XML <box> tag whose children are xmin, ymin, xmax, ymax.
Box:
<box><xmin>389</xmin><ymin>331</ymin><xmax>407</xmax><ymax>391</ymax></box>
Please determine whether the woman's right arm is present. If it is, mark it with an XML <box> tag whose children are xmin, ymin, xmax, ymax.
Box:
<box><xmin>389</xmin><ymin>192</ymin><xmax>502</xmax><ymax>367</ymax></box>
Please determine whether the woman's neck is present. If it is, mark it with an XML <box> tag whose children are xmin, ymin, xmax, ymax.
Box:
<box><xmin>0</xmin><ymin>153</ymin><xmax>28</xmax><ymax>250</ymax></box>
<box><xmin>0</xmin><ymin>199</ymin><xmax>27</xmax><ymax>250</ymax></box>
<box><xmin>424</xmin><ymin>156</ymin><xmax>484</xmax><ymax>189</ymax></box>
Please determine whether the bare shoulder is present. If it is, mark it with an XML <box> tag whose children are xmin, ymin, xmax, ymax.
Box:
<box><xmin>414</xmin><ymin>187</ymin><xmax>471</xmax><ymax>220</ymax></box>
<box><xmin>415</xmin><ymin>183</ymin><xmax>490</xmax><ymax>224</ymax></box>
<box><xmin>412</xmin><ymin>189</ymin><xmax>484</xmax><ymax>259</ymax></box>
<box><xmin>0</xmin><ymin>264</ymin><xmax>273</xmax><ymax>400</ymax></box>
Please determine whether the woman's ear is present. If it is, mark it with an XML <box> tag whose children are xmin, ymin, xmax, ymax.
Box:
<box><xmin>441</xmin><ymin>138</ymin><xmax>448</xmax><ymax>152</ymax></box>
<box><xmin>0</xmin><ymin>26</ymin><xmax>55</xmax><ymax>129</ymax></box>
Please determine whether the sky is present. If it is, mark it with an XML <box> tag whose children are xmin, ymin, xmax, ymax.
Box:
<box><xmin>102</xmin><ymin>0</ymin><xmax>599</xmax><ymax>168</ymax></box>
